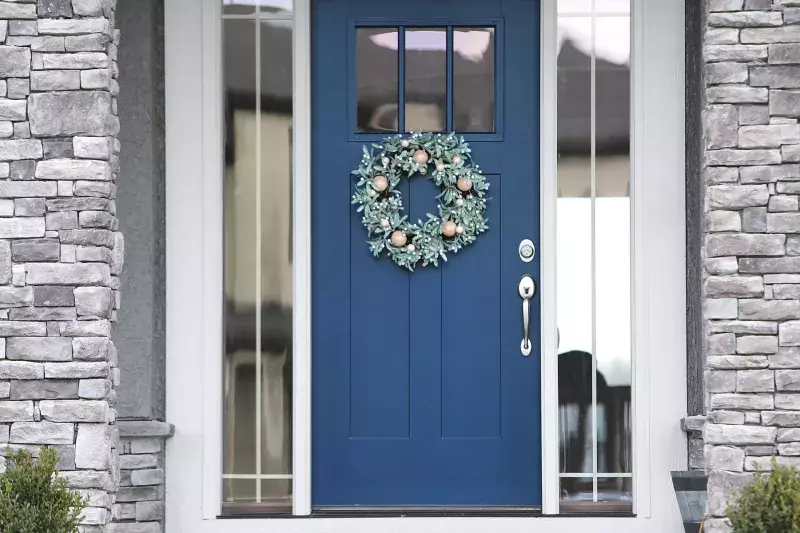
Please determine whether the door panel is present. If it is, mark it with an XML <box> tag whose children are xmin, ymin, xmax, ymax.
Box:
<box><xmin>312</xmin><ymin>0</ymin><xmax>541</xmax><ymax>507</ymax></box>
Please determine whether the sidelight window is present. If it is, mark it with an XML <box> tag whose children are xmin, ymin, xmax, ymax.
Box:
<box><xmin>556</xmin><ymin>0</ymin><xmax>633</xmax><ymax>513</ymax></box>
<box><xmin>221</xmin><ymin>0</ymin><xmax>295</xmax><ymax>514</ymax></box>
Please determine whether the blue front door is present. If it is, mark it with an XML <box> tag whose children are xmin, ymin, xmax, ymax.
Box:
<box><xmin>312</xmin><ymin>0</ymin><xmax>541</xmax><ymax>507</ymax></box>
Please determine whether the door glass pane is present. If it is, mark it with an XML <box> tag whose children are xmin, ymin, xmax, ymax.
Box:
<box><xmin>557</xmin><ymin>16</ymin><xmax>593</xmax><ymax>476</ymax></box>
<box><xmin>558</xmin><ymin>0</ymin><xmax>629</xmax><ymax>14</ymax></box>
<box><xmin>223</xmin><ymin>0</ymin><xmax>255</xmax><ymax>15</ymax></box>
<box><xmin>557</xmin><ymin>0</ymin><xmax>632</xmax><ymax>511</ymax></box>
<box><xmin>561</xmin><ymin>477</ymin><xmax>633</xmax><ymax>512</ymax></box>
<box><xmin>357</xmin><ymin>28</ymin><xmax>399</xmax><ymax>133</ymax></box>
<box><xmin>222</xmin><ymin>9</ymin><xmax>294</xmax><ymax>513</ymax></box>
<box><xmin>405</xmin><ymin>28</ymin><xmax>446</xmax><ymax>132</ymax></box>
<box><xmin>223</xmin><ymin>0</ymin><xmax>292</xmax><ymax>15</ymax></box>
<box><xmin>594</xmin><ymin>14</ymin><xmax>632</xmax><ymax>477</ymax></box>
<box><xmin>258</xmin><ymin>0</ymin><xmax>293</xmax><ymax>15</ymax></box>
<box><xmin>453</xmin><ymin>27</ymin><xmax>495</xmax><ymax>132</ymax></box>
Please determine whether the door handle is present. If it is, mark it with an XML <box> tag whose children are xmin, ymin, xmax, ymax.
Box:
<box><xmin>518</xmin><ymin>275</ymin><xmax>536</xmax><ymax>356</ymax></box>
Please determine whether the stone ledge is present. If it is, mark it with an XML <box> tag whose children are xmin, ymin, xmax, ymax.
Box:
<box><xmin>118</xmin><ymin>420</ymin><xmax>173</xmax><ymax>439</ymax></box>
<box><xmin>682</xmin><ymin>415</ymin><xmax>708</xmax><ymax>433</ymax></box>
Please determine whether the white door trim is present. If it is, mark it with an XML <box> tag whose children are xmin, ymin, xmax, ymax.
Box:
<box><xmin>539</xmin><ymin>0</ymin><xmax>559</xmax><ymax>515</ymax></box>
<box><xmin>164</xmin><ymin>0</ymin><xmax>687</xmax><ymax>529</ymax></box>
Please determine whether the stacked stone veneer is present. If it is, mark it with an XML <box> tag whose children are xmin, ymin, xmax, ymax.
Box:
<box><xmin>703</xmin><ymin>0</ymin><xmax>800</xmax><ymax>530</ymax></box>
<box><xmin>0</xmin><ymin>0</ymin><xmax>122</xmax><ymax>532</ymax></box>
<box><xmin>112</xmin><ymin>421</ymin><xmax>171</xmax><ymax>533</ymax></box>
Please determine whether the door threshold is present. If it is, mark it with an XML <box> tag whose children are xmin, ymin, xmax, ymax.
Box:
<box><xmin>312</xmin><ymin>506</ymin><xmax>543</xmax><ymax>518</ymax></box>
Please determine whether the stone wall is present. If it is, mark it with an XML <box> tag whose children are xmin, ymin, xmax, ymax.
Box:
<box><xmin>703</xmin><ymin>0</ymin><xmax>800</xmax><ymax>530</ymax></box>
<box><xmin>0</xmin><ymin>0</ymin><xmax>122</xmax><ymax>531</ymax></box>
<box><xmin>111</xmin><ymin>421</ymin><xmax>171</xmax><ymax>533</ymax></box>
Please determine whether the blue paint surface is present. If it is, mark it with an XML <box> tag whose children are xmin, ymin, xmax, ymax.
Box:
<box><xmin>312</xmin><ymin>0</ymin><xmax>541</xmax><ymax>506</ymax></box>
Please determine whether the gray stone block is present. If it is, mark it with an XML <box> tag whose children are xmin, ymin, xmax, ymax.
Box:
<box><xmin>708</xmin><ymin>210</ymin><xmax>742</xmax><ymax>232</ymax></box>
<box><xmin>739</xmin><ymin>299</ymin><xmax>800</xmax><ymax>320</ymax></box>
<box><xmin>751</xmin><ymin>66</ymin><xmax>800</xmax><ymax>88</ymax></box>
<box><xmin>130</xmin><ymin>468</ymin><xmax>164</xmax><ymax>487</ymax></box>
<box><xmin>710</xmin><ymin>392</ymin><xmax>774</xmax><ymax>409</ymax></box>
<box><xmin>708</xmin><ymin>184</ymin><xmax>770</xmax><ymax>207</ymax></box>
<box><xmin>763</xmin><ymin>411</ymin><xmax>800</xmax><ymax>427</ymax></box>
<box><xmin>740</xmin><ymin>105</ymin><xmax>770</xmax><ymax>125</ymax></box>
<box><xmin>10</xmin><ymin>379</ymin><xmax>78</xmax><ymax>400</ymax></box>
<box><xmin>705</xmin><ymin>44</ymin><xmax>767</xmax><ymax>62</ymax></box>
<box><xmin>36</xmin><ymin>159</ymin><xmax>110</xmax><ymax>181</ymax></box>
<box><xmin>6</xmin><ymin>337</ymin><xmax>72</xmax><ymax>362</ymax></box>
<box><xmin>37</xmin><ymin>18</ymin><xmax>109</xmax><ymax>36</ymax></box>
<box><xmin>0</xmin><ymin>46</ymin><xmax>30</xmax><ymax>77</ymax></box>
<box><xmin>0</xmin><ymin>361</ymin><xmax>43</xmax><ymax>380</ymax></box>
<box><xmin>710</xmin><ymin>320</ymin><xmax>777</xmax><ymax>334</ymax></box>
<box><xmin>743</xmin><ymin>207</ymin><xmax>768</xmax><ymax>232</ymax></box>
<box><xmin>65</xmin><ymin>34</ymin><xmax>106</xmax><ymax>52</ymax></box>
<box><xmin>740</xmin><ymin>124</ymin><xmax>800</xmax><ymax>147</ymax></box>
<box><xmin>37</xmin><ymin>0</ymin><xmax>73</xmax><ymax>18</ymax></box>
<box><xmin>709</xmin><ymin>11</ymin><xmax>781</xmax><ymax>27</ymax></box>
<box><xmin>43</xmin><ymin>361</ymin><xmax>108</xmax><ymax>379</ymax></box>
<box><xmin>29</xmin><ymin>92</ymin><xmax>111</xmax><ymax>137</ymax></box>
<box><xmin>707</xmin><ymin>62</ymin><xmax>749</xmax><ymax>85</ymax></box>
<box><xmin>708</xmin><ymin>86</ymin><xmax>769</xmax><ymax>103</ymax></box>
<box><xmin>78</xmin><ymin>378</ymin><xmax>109</xmax><ymax>399</ymax></box>
<box><xmin>706</xmin><ymin>276</ymin><xmax>764</xmax><ymax>297</ymax></box>
<box><xmin>25</xmin><ymin>263</ymin><xmax>110</xmax><ymax>286</ymax></box>
<box><xmin>737</xmin><ymin>336</ymin><xmax>779</xmax><ymax>355</ymax></box>
<box><xmin>706</xmin><ymin>234</ymin><xmax>784</xmax><ymax>257</ymax></box>
<box><xmin>736</xmin><ymin>369</ymin><xmax>775</xmax><ymax>391</ymax></box>
<box><xmin>12</xmin><ymin>238</ymin><xmax>59</xmax><ymax>262</ymax></box>
<box><xmin>13</xmin><ymin>198</ymin><xmax>45</xmax><ymax>217</ymax></box>
<box><xmin>706</xmin><ymin>105</ymin><xmax>739</xmax><ymax>148</ymax></box>
<box><xmin>706</xmin><ymin>424</ymin><xmax>776</xmax><ymax>445</ymax></box>
<box><xmin>10</xmin><ymin>421</ymin><xmax>72</xmax><ymax>444</ymax></box>
<box><xmin>707</xmin><ymin>446</ymin><xmax>745</xmax><ymax>472</ymax></box>
<box><xmin>740</xmin><ymin>257</ymin><xmax>800</xmax><ymax>274</ymax></box>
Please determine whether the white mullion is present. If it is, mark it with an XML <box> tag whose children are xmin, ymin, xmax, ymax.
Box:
<box><xmin>539</xmin><ymin>0</ymin><xmax>560</xmax><ymax>516</ymax></box>
<box><xmin>559</xmin><ymin>473</ymin><xmax>633</xmax><ymax>479</ymax></box>
<box><xmin>222</xmin><ymin>13</ymin><xmax>293</xmax><ymax>20</ymax></box>
<box><xmin>292</xmin><ymin>0</ymin><xmax>312</xmax><ymax>516</ymax></box>
<box><xmin>223</xmin><ymin>474</ymin><xmax>295</xmax><ymax>480</ymax></box>
<box><xmin>630</xmin><ymin>0</ymin><xmax>652</xmax><ymax>518</ymax></box>
<box><xmin>557</xmin><ymin>11</ymin><xmax>629</xmax><ymax>17</ymax></box>
<box><xmin>589</xmin><ymin>0</ymin><xmax>598</xmax><ymax>505</ymax></box>
<box><xmin>255</xmin><ymin>13</ymin><xmax>263</xmax><ymax>506</ymax></box>
<box><xmin>198</xmin><ymin>0</ymin><xmax>225</xmax><ymax>519</ymax></box>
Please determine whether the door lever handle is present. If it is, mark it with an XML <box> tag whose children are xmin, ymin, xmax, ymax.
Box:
<box><xmin>518</xmin><ymin>275</ymin><xmax>536</xmax><ymax>356</ymax></box>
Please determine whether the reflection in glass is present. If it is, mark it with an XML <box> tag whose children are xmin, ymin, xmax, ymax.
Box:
<box><xmin>222</xmin><ymin>13</ymin><xmax>294</xmax><ymax>513</ymax></box>
<box><xmin>453</xmin><ymin>28</ymin><xmax>495</xmax><ymax>132</ymax></box>
<box><xmin>561</xmin><ymin>477</ymin><xmax>633</xmax><ymax>513</ymax></box>
<box><xmin>223</xmin><ymin>0</ymin><xmax>293</xmax><ymax>15</ymax></box>
<box><xmin>357</xmin><ymin>28</ymin><xmax>399</xmax><ymax>132</ymax></box>
<box><xmin>558</xmin><ymin>0</ymin><xmax>631</xmax><ymax>13</ymax></box>
<box><xmin>405</xmin><ymin>28</ymin><xmax>446</xmax><ymax>132</ymax></box>
<box><xmin>556</xmin><ymin>0</ymin><xmax>631</xmax><ymax>511</ymax></box>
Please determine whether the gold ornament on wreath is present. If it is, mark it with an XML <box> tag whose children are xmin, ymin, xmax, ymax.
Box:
<box><xmin>351</xmin><ymin>132</ymin><xmax>490</xmax><ymax>270</ymax></box>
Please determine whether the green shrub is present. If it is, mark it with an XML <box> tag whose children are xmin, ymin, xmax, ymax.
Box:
<box><xmin>727</xmin><ymin>460</ymin><xmax>800</xmax><ymax>533</ymax></box>
<box><xmin>0</xmin><ymin>448</ymin><xmax>87</xmax><ymax>533</ymax></box>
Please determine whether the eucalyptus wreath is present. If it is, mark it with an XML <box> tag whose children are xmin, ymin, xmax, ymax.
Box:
<box><xmin>352</xmin><ymin>132</ymin><xmax>490</xmax><ymax>270</ymax></box>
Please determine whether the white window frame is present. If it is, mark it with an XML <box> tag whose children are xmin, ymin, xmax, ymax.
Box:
<box><xmin>164</xmin><ymin>0</ymin><xmax>687</xmax><ymax>529</ymax></box>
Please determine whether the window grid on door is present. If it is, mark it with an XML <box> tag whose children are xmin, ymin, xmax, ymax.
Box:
<box><xmin>355</xmin><ymin>25</ymin><xmax>497</xmax><ymax>135</ymax></box>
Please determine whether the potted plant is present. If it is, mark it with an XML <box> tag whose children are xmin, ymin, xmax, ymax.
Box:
<box><xmin>727</xmin><ymin>460</ymin><xmax>800</xmax><ymax>533</ymax></box>
<box><xmin>671</xmin><ymin>470</ymin><xmax>708</xmax><ymax>533</ymax></box>
<box><xmin>0</xmin><ymin>448</ymin><xmax>88</xmax><ymax>533</ymax></box>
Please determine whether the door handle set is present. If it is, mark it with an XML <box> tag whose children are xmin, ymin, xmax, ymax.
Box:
<box><xmin>518</xmin><ymin>275</ymin><xmax>536</xmax><ymax>356</ymax></box>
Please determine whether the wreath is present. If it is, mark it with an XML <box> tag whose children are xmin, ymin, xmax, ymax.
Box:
<box><xmin>352</xmin><ymin>132</ymin><xmax>490</xmax><ymax>270</ymax></box>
